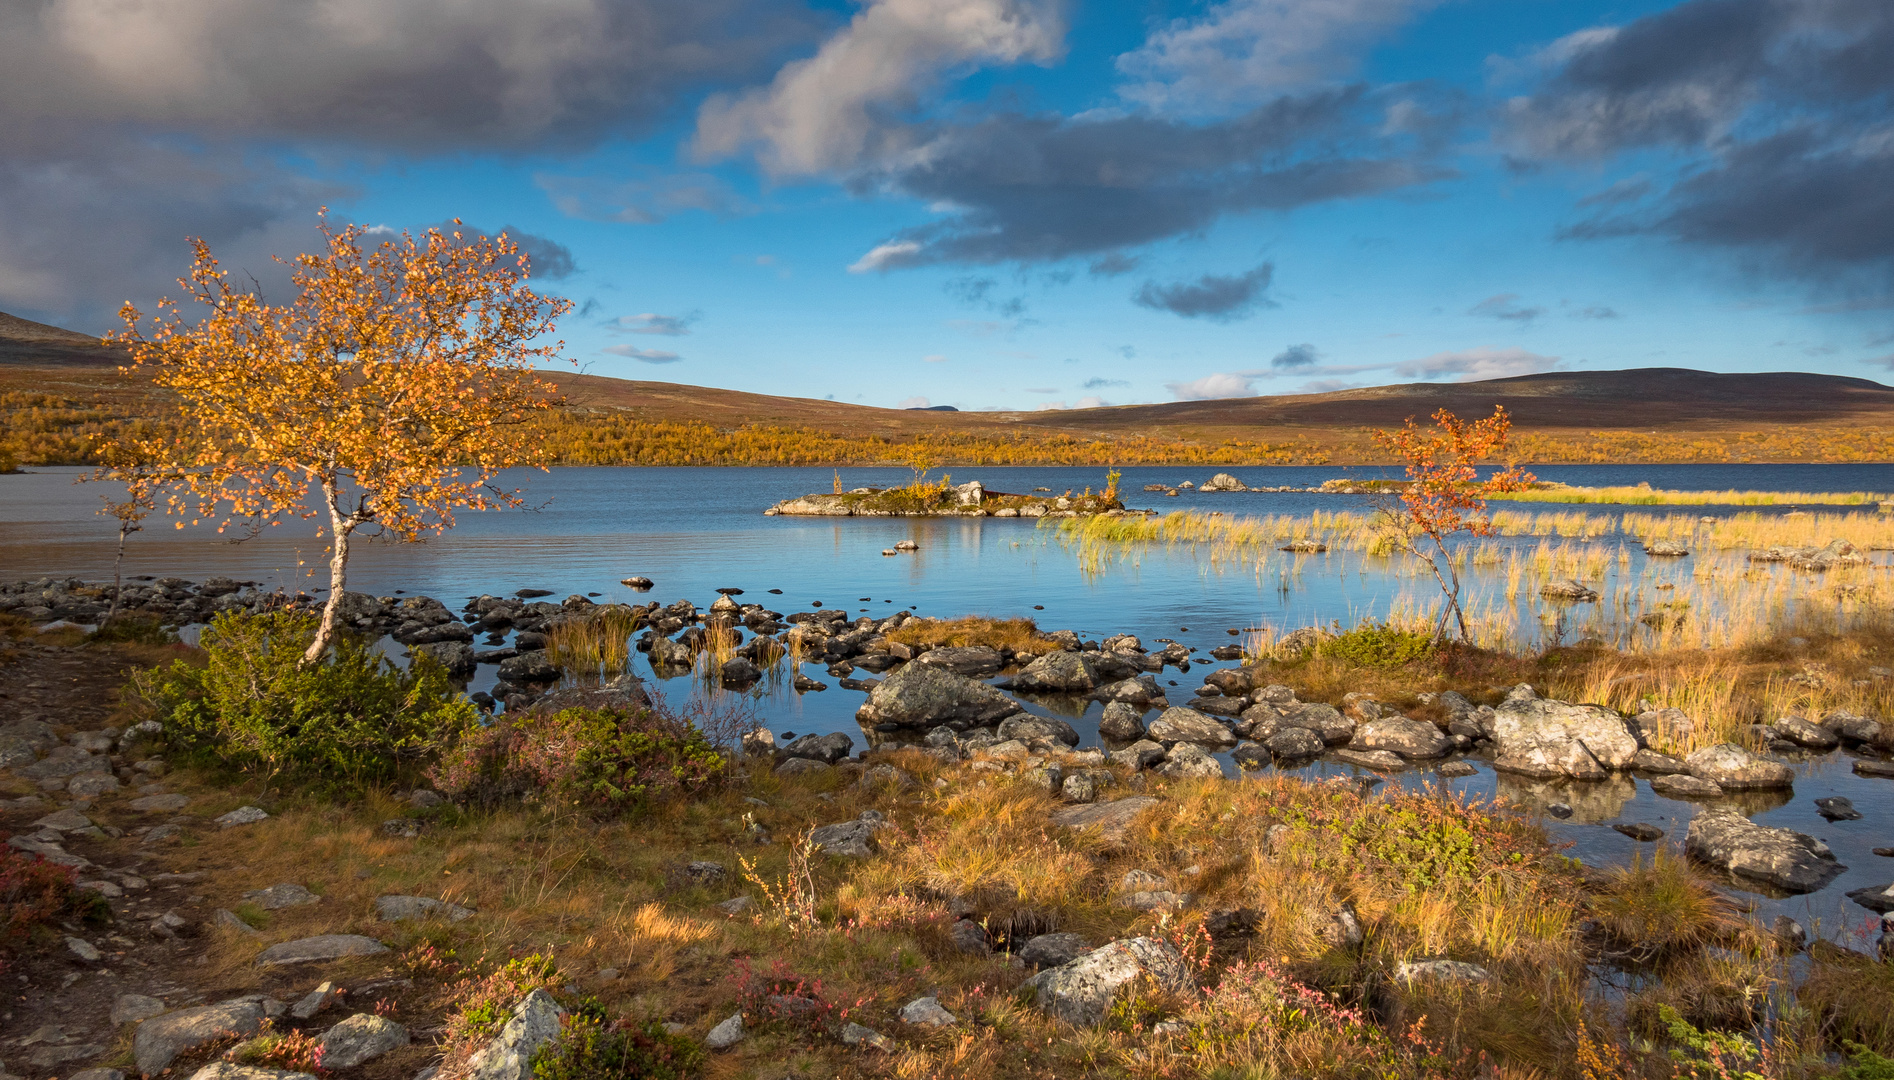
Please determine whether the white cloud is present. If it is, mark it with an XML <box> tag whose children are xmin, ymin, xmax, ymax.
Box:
<box><xmin>922</xmin><ymin>353</ymin><xmax>948</xmax><ymax>362</ymax></box>
<box><xmin>1032</xmin><ymin>399</ymin><xmax>1067</xmax><ymax>410</ymax></box>
<box><xmin>606</xmin><ymin>312</ymin><xmax>697</xmax><ymax>336</ymax></box>
<box><xmin>1024</xmin><ymin>386</ymin><xmax>1058</xmax><ymax>394</ymax></box>
<box><xmin>694</xmin><ymin>0</ymin><xmax>1065</xmax><ymax>175</ymax></box>
<box><xmin>897</xmin><ymin>395</ymin><xmax>931</xmax><ymax>408</ymax></box>
<box><xmin>849</xmin><ymin>240</ymin><xmax>923</xmax><ymax>273</ymax></box>
<box><xmin>1165</xmin><ymin>371</ymin><xmax>1264</xmax><ymax>400</ymax></box>
<box><xmin>1395</xmin><ymin>346</ymin><xmax>1563</xmax><ymax>382</ymax></box>
<box><xmin>602</xmin><ymin>344</ymin><xmax>682</xmax><ymax>363</ymax></box>
<box><xmin>1074</xmin><ymin>395</ymin><xmax>1106</xmax><ymax>408</ymax></box>
<box><xmin>1116</xmin><ymin>0</ymin><xmax>1438</xmax><ymax>116</ymax></box>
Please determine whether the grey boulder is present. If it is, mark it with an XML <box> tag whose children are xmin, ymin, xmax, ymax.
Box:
<box><xmin>1098</xmin><ymin>701</ymin><xmax>1147</xmax><ymax>741</ymax></box>
<box><xmin>255</xmin><ymin>934</ymin><xmax>389</xmax><ymax>967</ymax></box>
<box><xmin>1146</xmin><ymin>707</ymin><xmax>1236</xmax><ymax>748</ymax></box>
<box><xmin>1026</xmin><ymin>937</ymin><xmax>1195</xmax><ymax>1026</ymax></box>
<box><xmin>136</xmin><ymin>1000</ymin><xmax>265</xmax><ymax>1075</ymax></box>
<box><xmin>319</xmin><ymin>1014</ymin><xmax>409</xmax><ymax>1069</ymax></box>
<box><xmin>1684</xmin><ymin>807</ymin><xmax>1845</xmax><ymax>893</ymax></box>
<box><xmin>1276</xmin><ymin>702</ymin><xmax>1354</xmax><ymax>745</ymax></box>
<box><xmin>1349</xmin><ymin>716</ymin><xmax>1449</xmax><ymax>759</ymax></box>
<box><xmin>465</xmin><ymin>990</ymin><xmax>565</xmax><ymax>1080</ymax></box>
<box><xmin>855</xmin><ymin>664</ymin><xmax>1022</xmax><ymax>730</ymax></box>
<box><xmin>782</xmin><ymin>732</ymin><xmax>854</xmax><ymax>764</ymax></box>
<box><xmin>1492</xmin><ymin>697</ymin><xmax>1638</xmax><ymax>779</ymax></box>
<box><xmin>914</xmin><ymin>646</ymin><xmax>1003</xmax><ymax>677</ymax></box>
<box><xmin>186</xmin><ymin>1065</ymin><xmax>314</xmax><ymax>1080</ymax></box>
<box><xmin>809</xmin><ymin>812</ymin><xmax>884</xmax><ymax>858</ymax></box>
<box><xmin>1685</xmin><ymin>744</ymin><xmax>1793</xmax><ymax>790</ymax></box>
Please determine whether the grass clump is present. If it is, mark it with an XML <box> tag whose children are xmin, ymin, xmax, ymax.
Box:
<box><xmin>883</xmin><ymin>616</ymin><xmax>1051</xmax><ymax>653</ymax></box>
<box><xmin>1588</xmin><ymin>849</ymin><xmax>1739</xmax><ymax>965</ymax></box>
<box><xmin>132</xmin><ymin>610</ymin><xmax>476</xmax><ymax>792</ymax></box>
<box><xmin>86</xmin><ymin>614</ymin><xmax>178</xmax><ymax>646</ymax></box>
<box><xmin>431</xmin><ymin>703</ymin><xmax>729</xmax><ymax>816</ymax></box>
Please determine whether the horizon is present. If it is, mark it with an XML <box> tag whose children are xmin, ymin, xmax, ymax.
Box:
<box><xmin>1</xmin><ymin>0</ymin><xmax>1889</xmax><ymax>413</ymax></box>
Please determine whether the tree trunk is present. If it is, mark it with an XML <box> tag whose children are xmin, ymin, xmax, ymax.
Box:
<box><xmin>304</xmin><ymin>482</ymin><xmax>355</xmax><ymax>666</ymax></box>
<box><xmin>105</xmin><ymin>524</ymin><xmax>128</xmax><ymax>629</ymax></box>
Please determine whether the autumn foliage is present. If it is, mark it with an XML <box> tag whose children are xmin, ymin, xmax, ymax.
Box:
<box><xmin>110</xmin><ymin>213</ymin><xmax>572</xmax><ymax>661</ymax></box>
<box><xmin>1371</xmin><ymin>406</ymin><xmax>1535</xmax><ymax>640</ymax></box>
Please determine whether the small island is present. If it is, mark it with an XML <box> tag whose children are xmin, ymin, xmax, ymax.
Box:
<box><xmin>765</xmin><ymin>478</ymin><xmax>1135</xmax><ymax>517</ymax></box>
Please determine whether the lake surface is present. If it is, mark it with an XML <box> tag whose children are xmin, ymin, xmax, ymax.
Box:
<box><xmin>5</xmin><ymin>462</ymin><xmax>1893</xmax><ymax>945</ymax></box>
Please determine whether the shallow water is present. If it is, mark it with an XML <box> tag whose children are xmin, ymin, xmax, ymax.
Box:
<box><xmin>4</xmin><ymin>463</ymin><xmax>1893</xmax><ymax>945</ymax></box>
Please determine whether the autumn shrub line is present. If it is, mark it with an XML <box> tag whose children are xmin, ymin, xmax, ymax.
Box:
<box><xmin>0</xmin><ymin>844</ymin><xmax>94</xmax><ymax>969</ymax></box>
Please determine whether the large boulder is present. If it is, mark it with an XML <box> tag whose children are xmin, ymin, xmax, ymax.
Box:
<box><xmin>1009</xmin><ymin>651</ymin><xmax>1098</xmax><ymax>693</ymax></box>
<box><xmin>1685</xmin><ymin>808</ymin><xmax>1844</xmax><ymax>893</ymax></box>
<box><xmin>1026</xmin><ymin>937</ymin><xmax>1195</xmax><ymax>1026</ymax></box>
<box><xmin>1276</xmin><ymin>703</ymin><xmax>1354</xmax><ymax>745</ymax></box>
<box><xmin>254</xmin><ymin>934</ymin><xmax>389</xmax><ymax>967</ymax></box>
<box><xmin>1146</xmin><ymin>707</ymin><xmax>1236</xmax><ymax>748</ymax></box>
<box><xmin>318</xmin><ymin>1014</ymin><xmax>409</xmax><ymax>1069</ymax></box>
<box><xmin>914</xmin><ymin>646</ymin><xmax>1003</xmax><ymax>677</ymax></box>
<box><xmin>136</xmin><ymin>1000</ymin><xmax>266</xmax><ymax>1075</ymax></box>
<box><xmin>856</xmin><ymin>665</ymin><xmax>1022</xmax><ymax>730</ymax></box>
<box><xmin>783</xmin><ymin>732</ymin><xmax>854</xmax><ymax>764</ymax></box>
<box><xmin>1492</xmin><ymin>697</ymin><xmax>1638</xmax><ymax>779</ymax></box>
<box><xmin>809</xmin><ymin>812</ymin><xmax>885</xmax><ymax>858</ymax></box>
<box><xmin>1349</xmin><ymin>717</ymin><xmax>1449</xmax><ymax>759</ymax></box>
<box><xmin>1200</xmin><ymin>473</ymin><xmax>1248</xmax><ymax>492</ymax></box>
<box><xmin>466</xmin><ymin>990</ymin><xmax>566</xmax><ymax>1080</ymax></box>
<box><xmin>997</xmin><ymin>715</ymin><xmax>1080</xmax><ymax>747</ymax></box>
<box><xmin>1098</xmin><ymin>701</ymin><xmax>1147</xmax><ymax>742</ymax></box>
<box><xmin>1685</xmin><ymin>744</ymin><xmax>1793</xmax><ymax>790</ymax></box>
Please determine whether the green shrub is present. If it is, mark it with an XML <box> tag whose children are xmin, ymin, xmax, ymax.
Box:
<box><xmin>88</xmin><ymin>615</ymin><xmax>178</xmax><ymax>645</ymax></box>
<box><xmin>431</xmin><ymin>703</ymin><xmax>728</xmax><ymax>816</ymax></box>
<box><xmin>1315</xmin><ymin>620</ymin><xmax>1437</xmax><ymax>667</ymax></box>
<box><xmin>534</xmin><ymin>1000</ymin><xmax>703</xmax><ymax>1080</ymax></box>
<box><xmin>134</xmin><ymin>610</ymin><xmax>476</xmax><ymax>791</ymax></box>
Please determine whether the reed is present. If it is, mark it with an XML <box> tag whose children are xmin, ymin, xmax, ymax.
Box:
<box><xmin>1491</xmin><ymin>484</ymin><xmax>1889</xmax><ymax>507</ymax></box>
<box><xmin>544</xmin><ymin>605</ymin><xmax>642</xmax><ymax>683</ymax></box>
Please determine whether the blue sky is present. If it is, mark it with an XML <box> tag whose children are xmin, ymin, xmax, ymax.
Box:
<box><xmin>3</xmin><ymin>0</ymin><xmax>1890</xmax><ymax>410</ymax></box>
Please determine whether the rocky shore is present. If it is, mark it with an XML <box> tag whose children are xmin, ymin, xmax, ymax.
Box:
<box><xmin>765</xmin><ymin>479</ymin><xmax>1134</xmax><ymax>517</ymax></box>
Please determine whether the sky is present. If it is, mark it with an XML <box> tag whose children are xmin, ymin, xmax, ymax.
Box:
<box><xmin>2</xmin><ymin>0</ymin><xmax>1891</xmax><ymax>411</ymax></box>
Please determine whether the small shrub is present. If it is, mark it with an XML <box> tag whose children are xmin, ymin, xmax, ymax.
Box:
<box><xmin>230</xmin><ymin>1020</ymin><xmax>325</xmax><ymax>1073</ymax></box>
<box><xmin>533</xmin><ymin>1001</ymin><xmax>703</xmax><ymax>1080</ymax></box>
<box><xmin>431</xmin><ymin>703</ymin><xmax>727</xmax><ymax>816</ymax></box>
<box><xmin>730</xmin><ymin>958</ymin><xmax>855</xmax><ymax>1036</ymax></box>
<box><xmin>87</xmin><ymin>614</ymin><xmax>178</xmax><ymax>645</ymax></box>
<box><xmin>443</xmin><ymin>954</ymin><xmax>561</xmax><ymax>1065</ymax></box>
<box><xmin>1315</xmin><ymin>620</ymin><xmax>1437</xmax><ymax>668</ymax></box>
<box><xmin>134</xmin><ymin>610</ymin><xmax>476</xmax><ymax>791</ymax></box>
<box><xmin>1</xmin><ymin>845</ymin><xmax>89</xmax><ymax>965</ymax></box>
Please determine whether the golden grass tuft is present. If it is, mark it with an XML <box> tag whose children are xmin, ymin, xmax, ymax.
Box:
<box><xmin>883</xmin><ymin>616</ymin><xmax>1051</xmax><ymax>652</ymax></box>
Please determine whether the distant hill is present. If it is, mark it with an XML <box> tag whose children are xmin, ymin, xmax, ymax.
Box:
<box><xmin>5</xmin><ymin>308</ymin><xmax>1892</xmax><ymax>463</ymax></box>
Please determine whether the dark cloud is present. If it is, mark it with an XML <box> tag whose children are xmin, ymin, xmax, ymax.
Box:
<box><xmin>1088</xmin><ymin>253</ymin><xmax>1141</xmax><ymax>277</ymax></box>
<box><xmin>1082</xmin><ymin>376</ymin><xmax>1130</xmax><ymax>389</ymax></box>
<box><xmin>432</xmin><ymin>222</ymin><xmax>576</xmax><ymax>280</ymax></box>
<box><xmin>1575</xmin><ymin>176</ymin><xmax>1652</xmax><ymax>208</ymax></box>
<box><xmin>1270</xmin><ymin>343</ymin><xmax>1319</xmax><ymax>369</ymax></box>
<box><xmin>855</xmin><ymin>86</ymin><xmax>1456</xmax><ymax>268</ymax></box>
<box><xmin>605</xmin><ymin>312</ymin><xmax>697</xmax><ymax>335</ymax></box>
<box><xmin>944</xmin><ymin>275</ymin><xmax>1027</xmax><ymax>317</ymax></box>
<box><xmin>1512</xmin><ymin>0</ymin><xmax>1894</xmax><ymax>291</ymax></box>
<box><xmin>1134</xmin><ymin>263</ymin><xmax>1277</xmax><ymax>321</ymax></box>
<box><xmin>1467</xmin><ymin>293</ymin><xmax>1544</xmax><ymax>323</ymax></box>
<box><xmin>1573</xmin><ymin>305</ymin><xmax>1621</xmax><ymax>319</ymax></box>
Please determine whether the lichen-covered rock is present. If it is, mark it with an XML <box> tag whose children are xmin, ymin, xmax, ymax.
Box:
<box><xmin>1276</xmin><ymin>703</ymin><xmax>1354</xmax><ymax>745</ymax></box>
<box><xmin>1146</xmin><ymin>707</ymin><xmax>1236</xmax><ymax>748</ymax></box>
<box><xmin>254</xmin><ymin>934</ymin><xmax>389</xmax><ymax>967</ymax></box>
<box><xmin>1349</xmin><ymin>717</ymin><xmax>1449</xmax><ymax>759</ymax></box>
<box><xmin>1492</xmin><ymin>697</ymin><xmax>1638</xmax><ymax>779</ymax></box>
<box><xmin>319</xmin><ymin>1013</ymin><xmax>409</xmax><ymax>1069</ymax></box>
<box><xmin>1009</xmin><ymin>650</ymin><xmax>1098</xmax><ymax>693</ymax></box>
<box><xmin>855</xmin><ymin>665</ymin><xmax>1022</xmax><ymax>730</ymax></box>
<box><xmin>1098</xmin><ymin>701</ymin><xmax>1147</xmax><ymax>741</ymax></box>
<box><xmin>1026</xmin><ymin>937</ymin><xmax>1195</xmax><ymax>1026</ymax></box>
<box><xmin>1685</xmin><ymin>744</ymin><xmax>1793</xmax><ymax>790</ymax></box>
<box><xmin>136</xmin><ymin>1000</ymin><xmax>266</xmax><ymax>1075</ymax></box>
<box><xmin>1685</xmin><ymin>807</ymin><xmax>1844</xmax><ymax>893</ymax></box>
<box><xmin>808</xmin><ymin>812</ymin><xmax>884</xmax><ymax>858</ymax></box>
<box><xmin>997</xmin><ymin>714</ymin><xmax>1080</xmax><ymax>747</ymax></box>
<box><xmin>913</xmin><ymin>646</ymin><xmax>1003</xmax><ymax>677</ymax></box>
<box><xmin>466</xmin><ymin>990</ymin><xmax>565</xmax><ymax>1080</ymax></box>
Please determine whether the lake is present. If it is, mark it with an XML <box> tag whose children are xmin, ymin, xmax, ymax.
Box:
<box><xmin>5</xmin><ymin>462</ymin><xmax>1894</xmax><ymax>945</ymax></box>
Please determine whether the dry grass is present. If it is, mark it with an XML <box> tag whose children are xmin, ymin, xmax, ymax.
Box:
<box><xmin>1492</xmin><ymin>485</ymin><xmax>1889</xmax><ymax>506</ymax></box>
<box><xmin>543</xmin><ymin>605</ymin><xmax>642</xmax><ymax>683</ymax></box>
<box><xmin>883</xmin><ymin>616</ymin><xmax>1052</xmax><ymax>653</ymax></box>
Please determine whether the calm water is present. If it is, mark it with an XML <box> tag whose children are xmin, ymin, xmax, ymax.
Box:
<box><xmin>4</xmin><ymin>463</ymin><xmax>1893</xmax><ymax>943</ymax></box>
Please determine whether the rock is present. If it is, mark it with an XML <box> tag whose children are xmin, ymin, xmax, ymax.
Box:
<box><xmin>1773</xmin><ymin>916</ymin><xmax>1807</xmax><ymax>951</ymax></box>
<box><xmin>135</xmin><ymin>999</ymin><xmax>267</xmax><ymax>1074</ymax></box>
<box><xmin>70</xmin><ymin>1070</ymin><xmax>126</xmax><ymax>1080</ymax></box>
<box><xmin>465</xmin><ymin>990</ymin><xmax>566</xmax><ymax>1080</ymax></box>
<box><xmin>915</xmin><ymin>646</ymin><xmax>1004</xmax><ymax>677</ymax></box>
<box><xmin>129</xmin><ymin>793</ymin><xmax>190</xmax><ymax>813</ymax></box>
<box><xmin>1050</xmin><ymin>796</ymin><xmax>1158</xmax><ymax>838</ymax></box>
<box><xmin>1643</xmin><ymin>539</ymin><xmax>1689</xmax><ymax>557</ymax></box>
<box><xmin>997</xmin><ymin>714</ymin><xmax>1080</xmax><ymax>747</ymax></box>
<box><xmin>855</xmin><ymin>664</ymin><xmax>1022</xmax><ymax>730</ymax></box>
<box><xmin>1017</xmin><ymin>932</ymin><xmax>1092</xmax><ymax>969</ymax></box>
<box><xmin>1146</xmin><ymin>707</ymin><xmax>1236</xmax><ymax>748</ymax></box>
<box><xmin>497</xmin><ymin>651</ymin><xmax>561</xmax><ymax>684</ymax></box>
<box><xmin>1632</xmin><ymin>749</ymin><xmax>1690</xmax><ymax>774</ymax></box>
<box><xmin>715</xmin><ymin>896</ymin><xmax>756</xmax><ymax>917</ymax></box>
<box><xmin>243</xmin><ymin>883</ymin><xmax>319</xmax><ymax>910</ymax></box>
<box><xmin>950</xmin><ymin>919</ymin><xmax>991</xmax><ymax>955</ymax></box>
<box><xmin>1200</xmin><ymin>473</ymin><xmax>1248</xmax><ymax>492</ymax></box>
<box><xmin>839</xmin><ymin>1022</ymin><xmax>893</xmax><ymax>1051</ymax></box>
<box><xmin>1009</xmin><ymin>650</ymin><xmax>1099</xmax><ymax>693</ymax></box>
<box><xmin>215</xmin><ymin>909</ymin><xmax>262</xmax><ymax>936</ymax></box>
<box><xmin>1540</xmin><ymin>580</ymin><xmax>1599</xmax><ymax>601</ymax></box>
<box><xmin>1098</xmin><ymin>701</ymin><xmax>1147</xmax><ymax>741</ymax></box>
<box><xmin>68</xmin><ymin>772</ymin><xmax>121</xmax><ymax>797</ymax></box>
<box><xmin>1264</xmin><ymin>727</ymin><xmax>1325</xmax><ymax>759</ymax></box>
<box><xmin>215</xmin><ymin>806</ymin><xmax>270</xmax><ymax>828</ymax></box>
<box><xmin>1772</xmin><ymin>715</ymin><xmax>1840</xmax><ymax>750</ymax></box>
<box><xmin>255</xmin><ymin>934</ymin><xmax>390</xmax><ymax>967</ymax></box>
<box><xmin>1395</xmin><ymin>959</ymin><xmax>1489</xmax><ymax>983</ymax></box>
<box><xmin>1277</xmin><ymin>702</ymin><xmax>1353</xmax><ymax>745</ymax></box>
<box><xmin>1435</xmin><ymin>760</ymin><xmax>1477</xmax><ymax>778</ymax></box>
<box><xmin>809</xmin><ymin>814</ymin><xmax>883</xmax><ymax>858</ymax></box>
<box><xmin>1815</xmin><ymin>796</ymin><xmax>1862</xmax><ymax>821</ymax></box>
<box><xmin>1492</xmin><ymin>697</ymin><xmax>1638</xmax><ymax>779</ymax></box>
<box><xmin>33</xmin><ymin>808</ymin><xmax>93</xmax><ymax>832</ymax></box>
<box><xmin>382</xmin><ymin>818</ymin><xmax>423</xmax><ymax>839</ymax></box>
<box><xmin>1632</xmin><ymin>707</ymin><xmax>1694</xmax><ymax>747</ymax></box>
<box><xmin>1613</xmin><ymin>823</ymin><xmax>1665</xmax><ymax>841</ymax></box>
<box><xmin>1685</xmin><ymin>807</ymin><xmax>1845</xmax><ymax>893</ymax></box>
<box><xmin>1116</xmin><ymin>889</ymin><xmax>1190</xmax><ymax>910</ymax></box>
<box><xmin>1108</xmin><ymin>739</ymin><xmax>1166</xmax><ymax>769</ymax></box>
<box><xmin>1061</xmin><ymin>773</ymin><xmax>1099</xmax><ymax>803</ymax></box>
<box><xmin>1025</xmin><ymin>937</ymin><xmax>1195</xmax><ymax>1026</ymax></box>
<box><xmin>414</xmin><ymin>641</ymin><xmax>477</xmax><ymax>677</ymax></box>
<box><xmin>705</xmin><ymin>1013</ymin><xmax>744</xmax><ymax>1050</ymax></box>
<box><xmin>719</xmin><ymin>657</ymin><xmax>761</xmax><ymax>686</ymax></box>
<box><xmin>1685</xmin><ymin>744</ymin><xmax>1793</xmax><ymax>790</ymax></box>
<box><xmin>375</xmin><ymin>895</ymin><xmax>475</xmax><ymax>922</ymax></box>
<box><xmin>1156</xmin><ymin>742</ymin><xmax>1225</xmax><ymax>778</ymax></box>
<box><xmin>290</xmin><ymin>983</ymin><xmax>339</xmax><ymax>1020</ymax></box>
<box><xmin>775</xmin><ymin>757</ymin><xmax>831</xmax><ymax>777</ymax></box>
<box><xmin>1822</xmin><ymin>710</ymin><xmax>1886</xmax><ymax>744</ymax></box>
<box><xmin>111</xmin><ymin>993</ymin><xmax>167</xmax><ymax>1026</ymax></box>
<box><xmin>319</xmin><ymin>1014</ymin><xmax>409</xmax><ymax>1069</ymax></box>
<box><xmin>783</xmin><ymin>732</ymin><xmax>854</xmax><ymax>764</ymax></box>
<box><xmin>1349</xmin><ymin>716</ymin><xmax>1449</xmax><ymax>759</ymax></box>
<box><xmin>898</xmin><ymin>997</ymin><xmax>957</xmax><ymax>1026</ymax></box>
<box><xmin>1331</xmin><ymin>748</ymin><xmax>1408</xmax><ymax>770</ymax></box>
<box><xmin>1652</xmin><ymin>774</ymin><xmax>1724</xmax><ymax>798</ymax></box>
<box><xmin>1230</xmin><ymin>742</ymin><xmax>1271</xmax><ymax>769</ymax></box>
<box><xmin>1317</xmin><ymin>904</ymin><xmax>1364</xmax><ymax>949</ymax></box>
<box><xmin>186</xmin><ymin>1065</ymin><xmax>314</xmax><ymax>1080</ymax></box>
<box><xmin>66</xmin><ymin>935</ymin><xmax>102</xmax><ymax>961</ymax></box>
<box><xmin>1845</xmin><ymin>883</ymin><xmax>1894</xmax><ymax>914</ymax></box>
<box><xmin>1855</xmin><ymin>759</ymin><xmax>1894</xmax><ymax>779</ymax></box>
